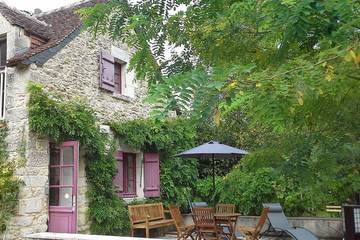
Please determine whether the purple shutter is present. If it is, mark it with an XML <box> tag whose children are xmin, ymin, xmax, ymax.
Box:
<box><xmin>100</xmin><ymin>51</ymin><xmax>115</xmax><ymax>92</ymax></box>
<box><xmin>114</xmin><ymin>151</ymin><xmax>124</xmax><ymax>195</ymax></box>
<box><xmin>144</xmin><ymin>153</ymin><xmax>160</xmax><ymax>197</ymax></box>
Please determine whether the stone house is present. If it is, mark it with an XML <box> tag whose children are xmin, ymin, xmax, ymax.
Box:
<box><xmin>0</xmin><ymin>1</ymin><xmax>160</xmax><ymax>238</ymax></box>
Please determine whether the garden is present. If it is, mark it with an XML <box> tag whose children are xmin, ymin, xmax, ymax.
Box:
<box><xmin>0</xmin><ymin>0</ymin><xmax>359</xmax><ymax>239</ymax></box>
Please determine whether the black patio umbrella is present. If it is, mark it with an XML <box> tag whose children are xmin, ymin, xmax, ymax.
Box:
<box><xmin>175</xmin><ymin>140</ymin><xmax>248</xmax><ymax>194</ymax></box>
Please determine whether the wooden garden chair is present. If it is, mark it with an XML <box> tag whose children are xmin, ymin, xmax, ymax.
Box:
<box><xmin>215</xmin><ymin>204</ymin><xmax>237</xmax><ymax>239</ymax></box>
<box><xmin>169</xmin><ymin>205</ymin><xmax>196</xmax><ymax>240</ymax></box>
<box><xmin>192</xmin><ymin>207</ymin><xmax>224</xmax><ymax>240</ymax></box>
<box><xmin>238</xmin><ymin>207</ymin><xmax>269</xmax><ymax>240</ymax></box>
<box><xmin>216</xmin><ymin>204</ymin><xmax>235</xmax><ymax>214</ymax></box>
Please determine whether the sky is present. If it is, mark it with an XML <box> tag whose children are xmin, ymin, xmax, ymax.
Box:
<box><xmin>3</xmin><ymin>0</ymin><xmax>83</xmax><ymax>12</ymax></box>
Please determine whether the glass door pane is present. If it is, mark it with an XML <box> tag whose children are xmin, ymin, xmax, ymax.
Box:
<box><xmin>49</xmin><ymin>187</ymin><xmax>60</xmax><ymax>206</ymax></box>
<box><xmin>61</xmin><ymin>167</ymin><xmax>73</xmax><ymax>185</ymax></box>
<box><xmin>63</xmin><ymin>146</ymin><xmax>74</xmax><ymax>165</ymax></box>
<box><xmin>49</xmin><ymin>167</ymin><xmax>60</xmax><ymax>185</ymax></box>
<box><xmin>60</xmin><ymin>187</ymin><xmax>73</xmax><ymax>207</ymax></box>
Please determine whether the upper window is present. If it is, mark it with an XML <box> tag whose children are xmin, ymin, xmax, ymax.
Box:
<box><xmin>114</xmin><ymin>61</ymin><xmax>122</xmax><ymax>94</ymax></box>
<box><xmin>100</xmin><ymin>51</ymin><xmax>125</xmax><ymax>95</ymax></box>
<box><xmin>0</xmin><ymin>38</ymin><xmax>6</xmax><ymax>68</ymax></box>
<box><xmin>0</xmin><ymin>36</ymin><xmax>6</xmax><ymax>119</ymax></box>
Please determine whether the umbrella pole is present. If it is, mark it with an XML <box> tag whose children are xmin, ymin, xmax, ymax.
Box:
<box><xmin>212</xmin><ymin>154</ymin><xmax>215</xmax><ymax>196</ymax></box>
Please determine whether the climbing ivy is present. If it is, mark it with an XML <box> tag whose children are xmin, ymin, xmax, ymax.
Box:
<box><xmin>27</xmin><ymin>83</ymin><xmax>130</xmax><ymax>235</ymax></box>
<box><xmin>111</xmin><ymin>118</ymin><xmax>196</xmax><ymax>153</ymax></box>
<box><xmin>0</xmin><ymin>121</ymin><xmax>20</xmax><ymax>234</ymax></box>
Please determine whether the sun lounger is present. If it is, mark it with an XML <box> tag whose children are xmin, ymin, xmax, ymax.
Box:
<box><xmin>263</xmin><ymin>203</ymin><xmax>318</xmax><ymax>240</ymax></box>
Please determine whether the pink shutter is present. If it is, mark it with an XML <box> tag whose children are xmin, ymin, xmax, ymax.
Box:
<box><xmin>144</xmin><ymin>153</ymin><xmax>160</xmax><ymax>197</ymax></box>
<box><xmin>100</xmin><ymin>51</ymin><xmax>115</xmax><ymax>92</ymax></box>
<box><xmin>114</xmin><ymin>151</ymin><xmax>124</xmax><ymax>195</ymax></box>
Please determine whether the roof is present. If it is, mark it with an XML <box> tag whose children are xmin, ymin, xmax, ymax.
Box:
<box><xmin>0</xmin><ymin>0</ymin><xmax>107</xmax><ymax>66</ymax></box>
<box><xmin>0</xmin><ymin>2</ymin><xmax>51</xmax><ymax>40</ymax></box>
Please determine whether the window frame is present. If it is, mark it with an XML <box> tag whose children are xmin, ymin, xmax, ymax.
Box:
<box><xmin>0</xmin><ymin>36</ymin><xmax>6</xmax><ymax>69</ymax></box>
<box><xmin>122</xmin><ymin>152</ymin><xmax>137</xmax><ymax>197</ymax></box>
<box><xmin>0</xmin><ymin>35</ymin><xmax>6</xmax><ymax>120</ymax></box>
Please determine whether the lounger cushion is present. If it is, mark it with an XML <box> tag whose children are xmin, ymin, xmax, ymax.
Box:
<box><xmin>263</xmin><ymin>203</ymin><xmax>283</xmax><ymax>212</ymax></box>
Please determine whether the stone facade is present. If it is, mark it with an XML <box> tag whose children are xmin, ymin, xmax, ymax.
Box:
<box><xmin>3</xmin><ymin>21</ymin><xmax>151</xmax><ymax>240</ymax></box>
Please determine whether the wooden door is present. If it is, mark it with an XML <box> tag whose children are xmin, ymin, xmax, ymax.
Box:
<box><xmin>48</xmin><ymin>141</ymin><xmax>79</xmax><ymax>233</ymax></box>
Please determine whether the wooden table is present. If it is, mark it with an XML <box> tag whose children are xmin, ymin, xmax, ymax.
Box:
<box><xmin>214</xmin><ymin>213</ymin><xmax>241</xmax><ymax>240</ymax></box>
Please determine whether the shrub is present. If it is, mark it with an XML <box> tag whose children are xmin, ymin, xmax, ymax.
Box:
<box><xmin>0</xmin><ymin>122</ymin><xmax>20</xmax><ymax>233</ymax></box>
<box><xmin>220</xmin><ymin>167</ymin><xmax>276</xmax><ymax>215</ymax></box>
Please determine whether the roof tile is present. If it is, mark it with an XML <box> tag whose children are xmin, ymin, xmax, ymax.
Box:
<box><xmin>1</xmin><ymin>0</ymin><xmax>108</xmax><ymax>66</ymax></box>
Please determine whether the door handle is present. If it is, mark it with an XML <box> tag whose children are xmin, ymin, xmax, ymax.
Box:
<box><xmin>72</xmin><ymin>195</ymin><xmax>76</xmax><ymax>209</ymax></box>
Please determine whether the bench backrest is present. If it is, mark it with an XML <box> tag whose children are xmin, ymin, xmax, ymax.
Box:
<box><xmin>128</xmin><ymin>203</ymin><xmax>165</xmax><ymax>224</ymax></box>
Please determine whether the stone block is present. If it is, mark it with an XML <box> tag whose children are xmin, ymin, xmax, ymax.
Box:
<box><xmin>12</xmin><ymin>216</ymin><xmax>33</xmax><ymax>227</ymax></box>
<box><xmin>23</xmin><ymin>175</ymin><xmax>48</xmax><ymax>187</ymax></box>
<box><xmin>19</xmin><ymin>198</ymin><xmax>43</xmax><ymax>214</ymax></box>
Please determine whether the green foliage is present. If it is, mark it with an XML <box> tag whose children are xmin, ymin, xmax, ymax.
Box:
<box><xmin>220</xmin><ymin>167</ymin><xmax>277</xmax><ymax>215</ymax></box>
<box><xmin>220</xmin><ymin>129</ymin><xmax>360</xmax><ymax>216</ymax></box>
<box><xmin>0</xmin><ymin>122</ymin><xmax>20</xmax><ymax>233</ymax></box>
<box><xmin>160</xmin><ymin>157</ymin><xmax>198</xmax><ymax>209</ymax></box>
<box><xmin>195</xmin><ymin>111</ymin><xmax>271</xmax><ymax>177</ymax></box>
<box><xmin>127</xmin><ymin>198</ymin><xmax>160</xmax><ymax>206</ymax></box>
<box><xmin>111</xmin><ymin>118</ymin><xmax>198</xmax><ymax>208</ymax></box>
<box><xmin>193</xmin><ymin>176</ymin><xmax>223</xmax><ymax>204</ymax></box>
<box><xmin>111</xmin><ymin>118</ymin><xmax>196</xmax><ymax>153</ymax></box>
<box><xmin>27</xmin><ymin>83</ymin><xmax>130</xmax><ymax>235</ymax></box>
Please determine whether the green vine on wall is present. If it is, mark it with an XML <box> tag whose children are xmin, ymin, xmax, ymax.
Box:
<box><xmin>27</xmin><ymin>83</ymin><xmax>130</xmax><ymax>235</ymax></box>
<box><xmin>0</xmin><ymin>121</ymin><xmax>20</xmax><ymax>234</ymax></box>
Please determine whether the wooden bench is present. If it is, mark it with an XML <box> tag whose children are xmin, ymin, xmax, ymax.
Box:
<box><xmin>326</xmin><ymin>205</ymin><xmax>342</xmax><ymax>217</ymax></box>
<box><xmin>128</xmin><ymin>203</ymin><xmax>175</xmax><ymax>238</ymax></box>
<box><xmin>326</xmin><ymin>205</ymin><xmax>342</xmax><ymax>213</ymax></box>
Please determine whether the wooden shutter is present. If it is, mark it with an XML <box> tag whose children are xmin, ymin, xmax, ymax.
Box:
<box><xmin>114</xmin><ymin>151</ymin><xmax>124</xmax><ymax>195</ymax></box>
<box><xmin>144</xmin><ymin>153</ymin><xmax>160</xmax><ymax>197</ymax></box>
<box><xmin>100</xmin><ymin>51</ymin><xmax>115</xmax><ymax>92</ymax></box>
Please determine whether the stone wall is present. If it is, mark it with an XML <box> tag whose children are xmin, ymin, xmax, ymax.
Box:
<box><xmin>31</xmin><ymin>31</ymin><xmax>150</xmax><ymax>122</ymax></box>
<box><xmin>5</xmin><ymin>63</ymin><xmax>50</xmax><ymax>240</ymax></box>
<box><xmin>4</xmin><ymin>29</ymin><xmax>151</xmax><ymax>239</ymax></box>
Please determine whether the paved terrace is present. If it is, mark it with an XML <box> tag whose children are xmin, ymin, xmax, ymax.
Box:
<box><xmin>27</xmin><ymin>232</ymin><xmax>341</xmax><ymax>240</ymax></box>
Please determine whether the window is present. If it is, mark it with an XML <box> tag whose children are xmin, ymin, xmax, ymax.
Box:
<box><xmin>122</xmin><ymin>153</ymin><xmax>136</xmax><ymax>196</ymax></box>
<box><xmin>113</xmin><ymin>151</ymin><xmax>160</xmax><ymax>198</ymax></box>
<box><xmin>100</xmin><ymin>51</ymin><xmax>125</xmax><ymax>95</ymax></box>
<box><xmin>0</xmin><ymin>38</ymin><xmax>6</xmax><ymax>68</ymax></box>
<box><xmin>114</xmin><ymin>61</ymin><xmax>122</xmax><ymax>94</ymax></box>
<box><xmin>0</xmin><ymin>37</ymin><xmax>6</xmax><ymax>119</ymax></box>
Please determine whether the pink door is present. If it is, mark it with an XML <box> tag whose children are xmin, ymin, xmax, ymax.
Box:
<box><xmin>48</xmin><ymin>141</ymin><xmax>79</xmax><ymax>233</ymax></box>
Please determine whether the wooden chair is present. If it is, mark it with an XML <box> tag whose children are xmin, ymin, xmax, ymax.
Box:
<box><xmin>169</xmin><ymin>205</ymin><xmax>196</xmax><ymax>240</ymax></box>
<box><xmin>238</xmin><ymin>207</ymin><xmax>269</xmax><ymax>240</ymax></box>
<box><xmin>215</xmin><ymin>204</ymin><xmax>236</xmax><ymax>239</ymax></box>
<box><xmin>192</xmin><ymin>207</ymin><xmax>223</xmax><ymax>240</ymax></box>
<box><xmin>216</xmin><ymin>204</ymin><xmax>235</xmax><ymax>214</ymax></box>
